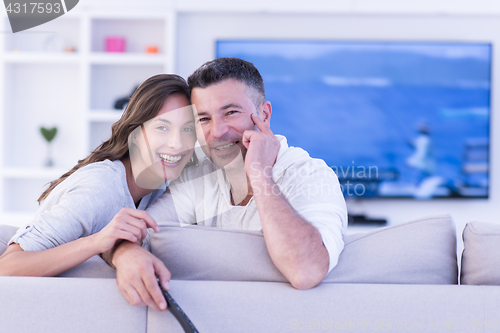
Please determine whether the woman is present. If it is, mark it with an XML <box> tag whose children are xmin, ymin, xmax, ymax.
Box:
<box><xmin>0</xmin><ymin>74</ymin><xmax>196</xmax><ymax>277</ymax></box>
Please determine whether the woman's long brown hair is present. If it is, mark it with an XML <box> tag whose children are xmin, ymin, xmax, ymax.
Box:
<box><xmin>37</xmin><ymin>74</ymin><xmax>190</xmax><ymax>204</ymax></box>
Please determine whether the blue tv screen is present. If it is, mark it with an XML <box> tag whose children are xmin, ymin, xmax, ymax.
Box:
<box><xmin>216</xmin><ymin>40</ymin><xmax>491</xmax><ymax>199</ymax></box>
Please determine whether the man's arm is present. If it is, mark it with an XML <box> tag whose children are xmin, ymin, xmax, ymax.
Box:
<box><xmin>253</xmin><ymin>177</ymin><xmax>329</xmax><ymax>289</ymax></box>
<box><xmin>242</xmin><ymin>114</ymin><xmax>330</xmax><ymax>290</ymax></box>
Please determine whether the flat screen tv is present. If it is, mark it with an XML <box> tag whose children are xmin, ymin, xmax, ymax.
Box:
<box><xmin>216</xmin><ymin>40</ymin><xmax>491</xmax><ymax>199</ymax></box>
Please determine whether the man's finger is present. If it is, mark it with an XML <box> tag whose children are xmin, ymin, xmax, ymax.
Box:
<box><xmin>144</xmin><ymin>274</ymin><xmax>167</xmax><ymax>311</ymax></box>
<box><xmin>154</xmin><ymin>259</ymin><xmax>171</xmax><ymax>290</ymax></box>
<box><xmin>251</xmin><ymin>113</ymin><xmax>273</xmax><ymax>134</ymax></box>
<box><xmin>123</xmin><ymin>286</ymin><xmax>147</xmax><ymax>307</ymax></box>
<box><xmin>135</xmin><ymin>279</ymin><xmax>163</xmax><ymax>311</ymax></box>
<box><xmin>242</xmin><ymin>129</ymin><xmax>258</xmax><ymax>149</ymax></box>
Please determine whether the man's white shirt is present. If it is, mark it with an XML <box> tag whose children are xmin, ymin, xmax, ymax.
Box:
<box><xmin>146</xmin><ymin>135</ymin><xmax>347</xmax><ymax>273</ymax></box>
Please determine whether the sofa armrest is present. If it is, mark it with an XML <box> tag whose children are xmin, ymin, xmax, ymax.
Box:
<box><xmin>0</xmin><ymin>276</ymin><xmax>146</xmax><ymax>333</ymax></box>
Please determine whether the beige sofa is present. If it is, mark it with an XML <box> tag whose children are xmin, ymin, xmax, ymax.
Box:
<box><xmin>1</xmin><ymin>215</ymin><xmax>499</xmax><ymax>333</ymax></box>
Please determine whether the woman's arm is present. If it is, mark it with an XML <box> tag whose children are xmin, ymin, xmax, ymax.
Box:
<box><xmin>0</xmin><ymin>208</ymin><xmax>158</xmax><ymax>277</ymax></box>
<box><xmin>0</xmin><ymin>236</ymin><xmax>101</xmax><ymax>276</ymax></box>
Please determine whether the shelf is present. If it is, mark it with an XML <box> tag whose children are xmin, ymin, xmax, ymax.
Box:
<box><xmin>2</xmin><ymin>167</ymin><xmax>68</xmax><ymax>179</ymax></box>
<box><xmin>90</xmin><ymin>18</ymin><xmax>165</xmax><ymax>54</ymax></box>
<box><xmin>88</xmin><ymin>110</ymin><xmax>124</xmax><ymax>122</ymax></box>
<box><xmin>3</xmin><ymin>63</ymin><xmax>82</xmax><ymax>169</ymax></box>
<box><xmin>90</xmin><ymin>64</ymin><xmax>164</xmax><ymax>109</ymax></box>
<box><xmin>89</xmin><ymin>122</ymin><xmax>114</xmax><ymax>152</ymax></box>
<box><xmin>0</xmin><ymin>10</ymin><xmax>174</xmax><ymax>224</ymax></box>
<box><xmin>4</xmin><ymin>16</ymin><xmax>80</xmax><ymax>53</ymax></box>
<box><xmin>89</xmin><ymin>52</ymin><xmax>165</xmax><ymax>65</ymax></box>
<box><xmin>3</xmin><ymin>52</ymin><xmax>80</xmax><ymax>64</ymax></box>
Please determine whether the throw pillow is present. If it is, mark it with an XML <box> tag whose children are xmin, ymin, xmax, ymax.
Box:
<box><xmin>325</xmin><ymin>214</ymin><xmax>458</xmax><ymax>284</ymax></box>
<box><xmin>461</xmin><ymin>221</ymin><xmax>500</xmax><ymax>285</ymax></box>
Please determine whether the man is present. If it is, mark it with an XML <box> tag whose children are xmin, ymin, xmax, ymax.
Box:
<box><xmin>109</xmin><ymin>58</ymin><xmax>347</xmax><ymax>311</ymax></box>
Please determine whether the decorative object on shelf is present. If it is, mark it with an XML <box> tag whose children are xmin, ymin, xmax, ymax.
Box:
<box><xmin>105</xmin><ymin>36</ymin><xmax>126</xmax><ymax>53</ymax></box>
<box><xmin>43</xmin><ymin>35</ymin><xmax>65</xmax><ymax>53</ymax></box>
<box><xmin>146</xmin><ymin>45</ymin><xmax>159</xmax><ymax>54</ymax></box>
<box><xmin>40</xmin><ymin>126</ymin><xmax>58</xmax><ymax>167</ymax></box>
<box><xmin>114</xmin><ymin>85</ymin><xmax>138</xmax><ymax>110</ymax></box>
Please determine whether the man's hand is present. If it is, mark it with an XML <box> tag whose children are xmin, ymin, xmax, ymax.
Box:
<box><xmin>242</xmin><ymin>113</ymin><xmax>280</xmax><ymax>186</ymax></box>
<box><xmin>243</xmin><ymin>116</ymin><xmax>330</xmax><ymax>290</ymax></box>
<box><xmin>111</xmin><ymin>241</ymin><xmax>171</xmax><ymax>311</ymax></box>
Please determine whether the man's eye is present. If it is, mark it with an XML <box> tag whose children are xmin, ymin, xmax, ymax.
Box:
<box><xmin>227</xmin><ymin>110</ymin><xmax>238</xmax><ymax>115</ymax></box>
<box><xmin>198</xmin><ymin>117</ymin><xmax>210</xmax><ymax>122</ymax></box>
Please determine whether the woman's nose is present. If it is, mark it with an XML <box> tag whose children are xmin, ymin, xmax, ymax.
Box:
<box><xmin>167</xmin><ymin>130</ymin><xmax>183</xmax><ymax>151</ymax></box>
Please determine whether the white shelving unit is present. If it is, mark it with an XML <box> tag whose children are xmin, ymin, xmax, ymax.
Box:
<box><xmin>0</xmin><ymin>10</ymin><xmax>176</xmax><ymax>227</ymax></box>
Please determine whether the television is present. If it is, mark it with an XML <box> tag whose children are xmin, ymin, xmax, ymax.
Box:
<box><xmin>216</xmin><ymin>40</ymin><xmax>491</xmax><ymax>199</ymax></box>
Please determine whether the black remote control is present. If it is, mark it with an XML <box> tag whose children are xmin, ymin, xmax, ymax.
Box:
<box><xmin>158</xmin><ymin>282</ymin><xmax>199</xmax><ymax>333</ymax></box>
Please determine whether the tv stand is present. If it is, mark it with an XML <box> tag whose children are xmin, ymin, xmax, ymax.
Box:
<box><xmin>348</xmin><ymin>214</ymin><xmax>387</xmax><ymax>226</ymax></box>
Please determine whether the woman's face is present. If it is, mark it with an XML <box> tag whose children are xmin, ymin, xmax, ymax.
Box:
<box><xmin>132</xmin><ymin>94</ymin><xmax>195</xmax><ymax>187</ymax></box>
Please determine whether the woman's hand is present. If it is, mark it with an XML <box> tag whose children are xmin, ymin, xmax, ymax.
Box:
<box><xmin>91</xmin><ymin>208</ymin><xmax>159</xmax><ymax>254</ymax></box>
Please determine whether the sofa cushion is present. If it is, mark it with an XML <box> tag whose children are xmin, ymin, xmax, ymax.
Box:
<box><xmin>325</xmin><ymin>214</ymin><xmax>458</xmax><ymax>284</ymax></box>
<box><xmin>151</xmin><ymin>223</ymin><xmax>285</xmax><ymax>282</ymax></box>
<box><xmin>0</xmin><ymin>224</ymin><xmax>19</xmax><ymax>255</ymax></box>
<box><xmin>151</xmin><ymin>214</ymin><xmax>458</xmax><ymax>284</ymax></box>
<box><xmin>461</xmin><ymin>221</ymin><xmax>500</xmax><ymax>285</ymax></box>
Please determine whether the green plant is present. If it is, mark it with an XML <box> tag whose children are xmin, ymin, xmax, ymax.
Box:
<box><xmin>40</xmin><ymin>127</ymin><xmax>57</xmax><ymax>143</ymax></box>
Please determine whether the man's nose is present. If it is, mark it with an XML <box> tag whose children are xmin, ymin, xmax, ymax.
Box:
<box><xmin>210</xmin><ymin>118</ymin><xmax>229</xmax><ymax>140</ymax></box>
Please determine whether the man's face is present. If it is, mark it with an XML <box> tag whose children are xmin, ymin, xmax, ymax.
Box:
<box><xmin>192</xmin><ymin>79</ymin><xmax>269</xmax><ymax>170</ymax></box>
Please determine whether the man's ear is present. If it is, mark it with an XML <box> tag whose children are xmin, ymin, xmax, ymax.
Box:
<box><xmin>259</xmin><ymin>101</ymin><xmax>272</xmax><ymax>125</ymax></box>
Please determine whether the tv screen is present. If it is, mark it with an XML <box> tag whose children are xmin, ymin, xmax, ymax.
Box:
<box><xmin>216</xmin><ymin>40</ymin><xmax>491</xmax><ymax>199</ymax></box>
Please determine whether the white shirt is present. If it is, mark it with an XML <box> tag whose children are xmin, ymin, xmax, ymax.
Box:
<box><xmin>146</xmin><ymin>135</ymin><xmax>347</xmax><ymax>272</ymax></box>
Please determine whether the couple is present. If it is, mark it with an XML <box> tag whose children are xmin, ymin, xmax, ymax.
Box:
<box><xmin>0</xmin><ymin>58</ymin><xmax>347</xmax><ymax>310</ymax></box>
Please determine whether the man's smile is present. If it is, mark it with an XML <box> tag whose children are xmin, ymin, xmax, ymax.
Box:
<box><xmin>213</xmin><ymin>142</ymin><xmax>238</xmax><ymax>151</ymax></box>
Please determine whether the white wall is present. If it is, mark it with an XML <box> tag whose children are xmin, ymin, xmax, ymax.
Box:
<box><xmin>175</xmin><ymin>13</ymin><xmax>500</xmax><ymax>246</ymax></box>
<box><xmin>4</xmin><ymin>0</ymin><xmax>500</xmax><ymax>239</ymax></box>
<box><xmin>81</xmin><ymin>0</ymin><xmax>500</xmax><ymax>16</ymax></box>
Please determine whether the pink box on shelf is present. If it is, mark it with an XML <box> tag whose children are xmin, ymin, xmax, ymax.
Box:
<box><xmin>105</xmin><ymin>37</ymin><xmax>126</xmax><ymax>52</ymax></box>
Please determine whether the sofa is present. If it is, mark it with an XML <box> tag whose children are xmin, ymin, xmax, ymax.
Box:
<box><xmin>1</xmin><ymin>214</ymin><xmax>499</xmax><ymax>333</ymax></box>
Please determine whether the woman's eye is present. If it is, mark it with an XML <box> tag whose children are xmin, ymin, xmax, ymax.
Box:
<box><xmin>157</xmin><ymin>126</ymin><xmax>168</xmax><ymax>131</ymax></box>
<box><xmin>183</xmin><ymin>127</ymin><xmax>194</xmax><ymax>132</ymax></box>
